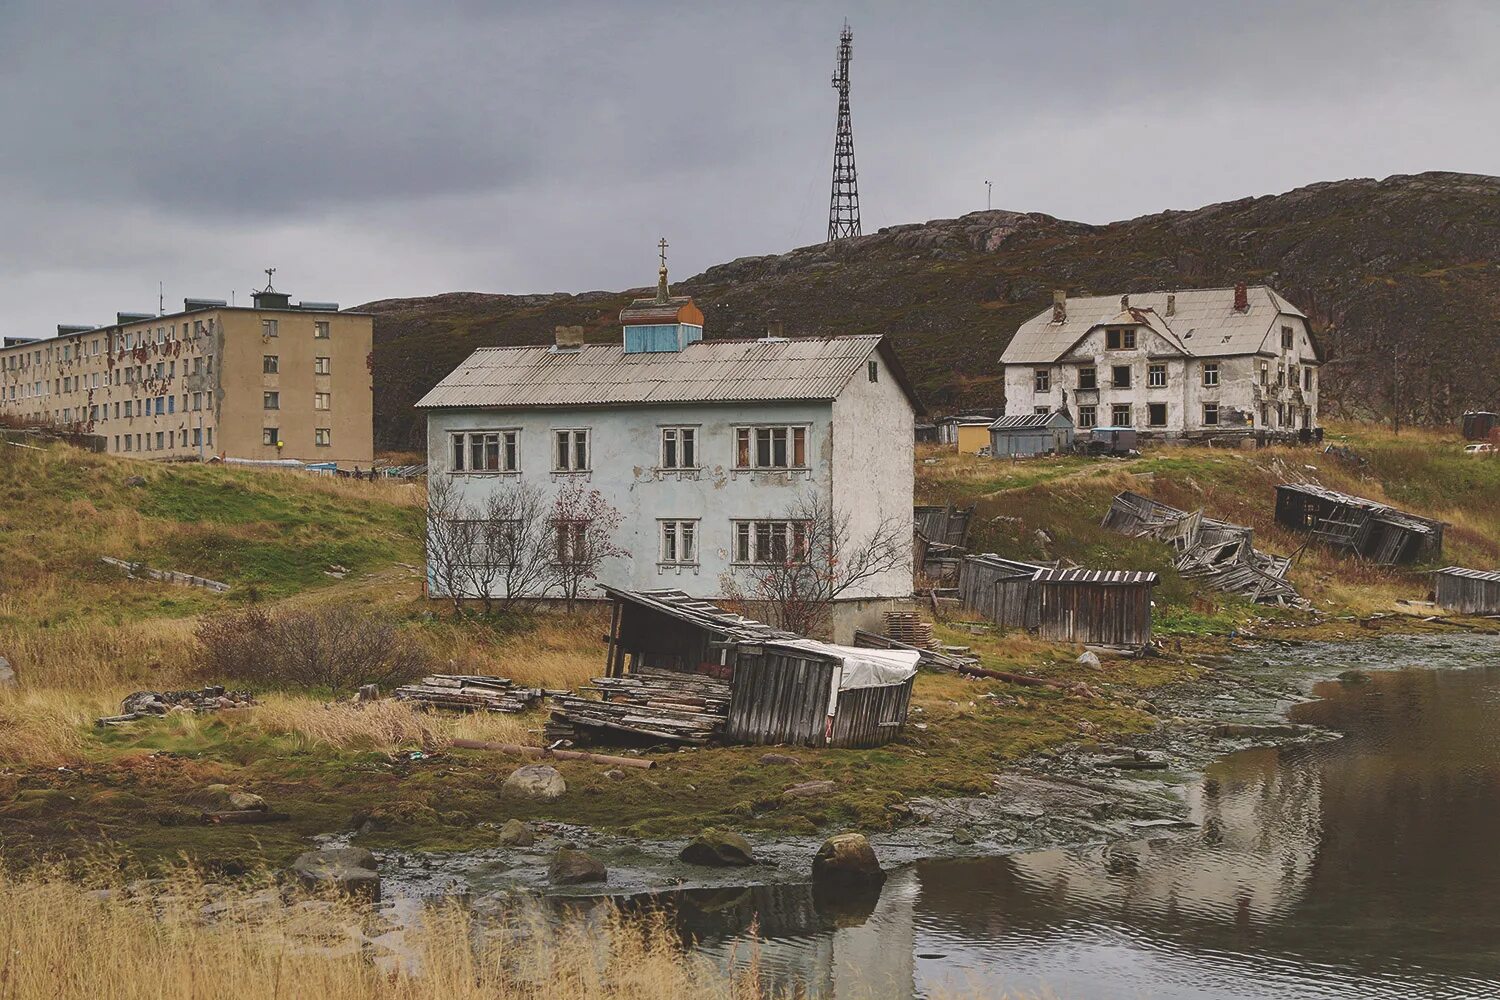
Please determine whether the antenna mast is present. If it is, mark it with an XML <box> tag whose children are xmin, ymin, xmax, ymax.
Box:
<box><xmin>827</xmin><ymin>20</ymin><xmax>861</xmax><ymax>242</ymax></box>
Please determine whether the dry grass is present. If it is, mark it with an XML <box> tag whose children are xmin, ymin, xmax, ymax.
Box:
<box><xmin>248</xmin><ymin>695</ymin><xmax>536</xmax><ymax>751</ymax></box>
<box><xmin>417</xmin><ymin>609</ymin><xmax>609</xmax><ymax>691</ymax></box>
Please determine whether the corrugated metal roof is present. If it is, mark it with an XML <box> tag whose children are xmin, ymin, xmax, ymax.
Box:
<box><xmin>1031</xmin><ymin>567</ymin><xmax>1160</xmax><ymax>586</ymax></box>
<box><xmin>989</xmin><ymin>411</ymin><xmax>1071</xmax><ymax>431</ymax></box>
<box><xmin>416</xmin><ymin>335</ymin><xmax>888</xmax><ymax>409</ymax></box>
<box><xmin>1002</xmin><ymin>286</ymin><xmax>1308</xmax><ymax>364</ymax></box>
<box><xmin>1434</xmin><ymin>566</ymin><xmax>1500</xmax><ymax>583</ymax></box>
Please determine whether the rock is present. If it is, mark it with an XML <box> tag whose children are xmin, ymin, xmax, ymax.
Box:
<box><xmin>0</xmin><ymin>656</ymin><xmax>14</xmax><ymax>689</ymax></box>
<box><xmin>811</xmin><ymin>833</ymin><xmax>886</xmax><ymax>888</ymax></box>
<box><xmin>123</xmin><ymin>476</ymin><xmax>146</xmax><ymax>488</ymax></box>
<box><xmin>602</xmin><ymin>769</ymin><xmax>625</xmax><ymax>781</ymax></box>
<box><xmin>951</xmin><ymin>827</ymin><xmax>975</xmax><ymax>845</ymax></box>
<box><xmin>783</xmin><ymin>780</ymin><xmax>836</xmax><ymax>799</ymax></box>
<box><xmin>356</xmin><ymin>684</ymin><xmax>380</xmax><ymax>702</ymax></box>
<box><xmin>291</xmin><ymin>848</ymin><xmax>380</xmax><ymax>900</ymax></box>
<box><xmin>227</xmin><ymin>790</ymin><xmax>267</xmax><ymax>812</ymax></box>
<box><xmin>501</xmin><ymin>764</ymin><xmax>566</xmax><ymax>801</ymax></box>
<box><xmin>1338</xmin><ymin>670</ymin><xmax>1371</xmax><ymax>683</ymax></box>
<box><xmin>1077</xmin><ymin>651</ymin><xmax>1101</xmax><ymax>670</ymax></box>
<box><xmin>679</xmin><ymin>828</ymin><xmax>755</xmax><ymax>867</ymax></box>
<box><xmin>496</xmin><ymin>818</ymin><xmax>535</xmax><ymax>847</ymax></box>
<box><xmin>758</xmin><ymin>753</ymin><xmax>801</xmax><ymax>766</ymax></box>
<box><xmin>121</xmin><ymin>691</ymin><xmax>168</xmax><ymax>715</ymax></box>
<box><xmin>548</xmin><ymin>847</ymin><xmax>606</xmax><ymax>885</ymax></box>
<box><xmin>187</xmin><ymin>784</ymin><xmax>267</xmax><ymax>812</ymax></box>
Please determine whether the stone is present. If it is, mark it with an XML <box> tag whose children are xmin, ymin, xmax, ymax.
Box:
<box><xmin>496</xmin><ymin>818</ymin><xmax>535</xmax><ymax>847</ymax></box>
<box><xmin>602</xmin><ymin>769</ymin><xmax>625</xmax><ymax>781</ymax></box>
<box><xmin>679</xmin><ymin>828</ymin><xmax>755</xmax><ymax>867</ymax></box>
<box><xmin>501</xmin><ymin>764</ymin><xmax>567</xmax><ymax>801</ymax></box>
<box><xmin>1077</xmin><ymin>651</ymin><xmax>1101</xmax><ymax>670</ymax></box>
<box><xmin>188</xmin><ymin>784</ymin><xmax>267</xmax><ymax>812</ymax></box>
<box><xmin>226</xmin><ymin>790</ymin><xmax>267</xmax><ymax>812</ymax></box>
<box><xmin>356</xmin><ymin>684</ymin><xmax>380</xmax><ymax>702</ymax></box>
<box><xmin>0</xmin><ymin>656</ymin><xmax>15</xmax><ymax>689</ymax></box>
<box><xmin>811</xmin><ymin>833</ymin><xmax>885</xmax><ymax>888</ymax></box>
<box><xmin>951</xmin><ymin>827</ymin><xmax>975</xmax><ymax>845</ymax></box>
<box><xmin>548</xmin><ymin>847</ymin><xmax>606</xmax><ymax>885</ymax></box>
<box><xmin>783</xmin><ymin>780</ymin><xmax>836</xmax><ymax>799</ymax></box>
<box><xmin>121</xmin><ymin>691</ymin><xmax>168</xmax><ymax>715</ymax></box>
<box><xmin>758</xmin><ymin>753</ymin><xmax>801</xmax><ymax>766</ymax></box>
<box><xmin>291</xmin><ymin>847</ymin><xmax>380</xmax><ymax>900</ymax></box>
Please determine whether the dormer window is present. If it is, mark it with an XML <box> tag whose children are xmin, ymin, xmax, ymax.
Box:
<box><xmin>1106</xmin><ymin>327</ymin><xmax>1137</xmax><ymax>350</ymax></box>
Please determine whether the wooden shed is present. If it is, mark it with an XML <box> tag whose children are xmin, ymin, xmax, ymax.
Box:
<box><xmin>597</xmin><ymin>588</ymin><xmax>918</xmax><ymax>749</ymax></box>
<box><xmin>988</xmin><ymin>411</ymin><xmax>1075</xmax><ymax>458</ymax></box>
<box><xmin>1031</xmin><ymin>568</ymin><xmax>1158</xmax><ymax>646</ymax></box>
<box><xmin>1433</xmin><ymin>567</ymin><xmax>1500</xmax><ymax>615</ymax></box>
<box><xmin>1274</xmin><ymin>483</ymin><xmax>1443</xmax><ymax>565</ymax></box>
<box><xmin>958</xmin><ymin>554</ymin><xmax>1046</xmax><ymax>628</ymax></box>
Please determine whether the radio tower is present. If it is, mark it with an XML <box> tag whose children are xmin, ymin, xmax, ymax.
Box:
<box><xmin>827</xmin><ymin>20</ymin><xmax>861</xmax><ymax>242</ymax></box>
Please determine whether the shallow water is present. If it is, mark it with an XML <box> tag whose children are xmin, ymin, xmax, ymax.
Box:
<box><xmin>662</xmin><ymin>634</ymin><xmax>1500</xmax><ymax>999</ymax></box>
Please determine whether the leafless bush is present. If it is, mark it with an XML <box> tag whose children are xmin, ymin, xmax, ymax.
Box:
<box><xmin>195</xmin><ymin>605</ymin><xmax>430</xmax><ymax>694</ymax></box>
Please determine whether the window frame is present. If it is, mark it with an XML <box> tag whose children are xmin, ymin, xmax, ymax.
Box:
<box><xmin>1147</xmin><ymin>363</ymin><xmax>1166</xmax><ymax>388</ymax></box>
<box><xmin>314</xmin><ymin>392</ymin><xmax>331</xmax><ymax>411</ymax></box>
<box><xmin>734</xmin><ymin>424</ymin><xmax>809</xmax><ymax>471</ymax></box>
<box><xmin>314</xmin><ymin>428</ymin><xmax>331</xmax><ymax>447</ymax></box>
<box><xmin>1105</xmin><ymin>327</ymin><xmax>1137</xmax><ymax>350</ymax></box>
<box><xmin>263</xmin><ymin>391</ymin><xmax>280</xmax><ymax>410</ymax></box>
<box><xmin>867</xmin><ymin>359</ymin><xmax>879</xmax><ymax>383</ymax></box>
<box><xmin>314</xmin><ymin>321</ymin><xmax>330</xmax><ymax>340</ymax></box>
<box><xmin>1078</xmin><ymin>366</ymin><xmax>1097</xmax><ymax>390</ymax></box>
<box><xmin>263</xmin><ymin>427</ymin><xmax>280</xmax><ymax>447</ymax></box>
<box><xmin>262</xmin><ymin>354</ymin><xmax>279</xmax><ymax>374</ymax></box>
<box><xmin>1147</xmin><ymin>402</ymin><xmax>1168</xmax><ymax>427</ymax></box>
<box><xmin>659</xmin><ymin>426</ymin><xmax>699</xmax><ymax>471</ymax></box>
<box><xmin>731</xmin><ymin>518</ymin><xmax>811</xmax><ymax>565</ymax></box>
<box><xmin>1110</xmin><ymin>404</ymin><xmax>1132</xmax><ymax>427</ymax></box>
<box><xmin>1111</xmin><ymin>365</ymin><xmax>1132</xmax><ymax>389</ymax></box>
<box><xmin>1033</xmin><ymin>368</ymin><xmax>1051</xmax><ymax>392</ymax></box>
<box><xmin>314</xmin><ymin>356</ymin><xmax>331</xmax><ymax>376</ymax></box>
<box><xmin>1077</xmin><ymin>404</ymin><xmax>1097</xmax><ymax>429</ymax></box>
<box><xmin>552</xmin><ymin>428</ymin><xmax>591</xmax><ymax>473</ymax></box>
<box><xmin>261</xmin><ymin>319</ymin><xmax>278</xmax><ymax>338</ymax></box>
<box><xmin>658</xmin><ymin>519</ymin><xmax>700</xmax><ymax>566</ymax></box>
<box><xmin>1202</xmin><ymin>402</ymin><xmax>1221</xmax><ymax>427</ymax></box>
<box><xmin>1281</xmin><ymin>325</ymin><xmax>1295</xmax><ymax>350</ymax></box>
<box><xmin>450</xmin><ymin>429</ymin><xmax>520</xmax><ymax>474</ymax></box>
<box><xmin>1202</xmin><ymin>362</ymin><xmax>1220</xmax><ymax>387</ymax></box>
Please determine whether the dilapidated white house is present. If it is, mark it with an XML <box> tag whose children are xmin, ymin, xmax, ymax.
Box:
<box><xmin>416</xmin><ymin>266</ymin><xmax>922</xmax><ymax>636</ymax></box>
<box><xmin>1001</xmin><ymin>284</ymin><xmax>1322</xmax><ymax>439</ymax></box>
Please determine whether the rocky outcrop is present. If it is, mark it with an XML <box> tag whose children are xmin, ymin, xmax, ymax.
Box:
<box><xmin>501</xmin><ymin>764</ymin><xmax>566</xmax><ymax>802</ymax></box>
<box><xmin>548</xmin><ymin>847</ymin><xmax>606</xmax><ymax>885</ymax></box>
<box><xmin>291</xmin><ymin>847</ymin><xmax>381</xmax><ymax>900</ymax></box>
<box><xmin>679</xmin><ymin>829</ymin><xmax>755</xmax><ymax>867</ymax></box>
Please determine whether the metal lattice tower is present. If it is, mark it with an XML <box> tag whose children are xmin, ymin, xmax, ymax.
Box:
<box><xmin>827</xmin><ymin>21</ymin><xmax>861</xmax><ymax>242</ymax></box>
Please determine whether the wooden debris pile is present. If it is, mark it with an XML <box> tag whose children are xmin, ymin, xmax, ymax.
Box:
<box><xmin>545</xmin><ymin>667</ymin><xmax>731</xmax><ymax>746</ymax></box>
<box><xmin>882</xmin><ymin>610</ymin><xmax>937</xmax><ymax>649</ymax></box>
<box><xmin>1102</xmin><ymin>491</ymin><xmax>1307</xmax><ymax>607</ymax></box>
<box><xmin>97</xmin><ymin>686</ymin><xmax>256</xmax><ymax>726</ymax></box>
<box><xmin>393</xmin><ymin>674</ymin><xmax>546</xmax><ymax>714</ymax></box>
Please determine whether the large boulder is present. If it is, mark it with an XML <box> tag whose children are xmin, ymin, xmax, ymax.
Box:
<box><xmin>496</xmin><ymin>818</ymin><xmax>535</xmax><ymax>847</ymax></box>
<box><xmin>549</xmin><ymin>847</ymin><xmax>607</xmax><ymax>885</ymax></box>
<box><xmin>291</xmin><ymin>847</ymin><xmax>381</xmax><ymax>900</ymax></box>
<box><xmin>679</xmin><ymin>828</ymin><xmax>755</xmax><ymax>867</ymax></box>
<box><xmin>501</xmin><ymin>764</ymin><xmax>566</xmax><ymax>802</ymax></box>
<box><xmin>811</xmin><ymin>833</ymin><xmax>885</xmax><ymax>889</ymax></box>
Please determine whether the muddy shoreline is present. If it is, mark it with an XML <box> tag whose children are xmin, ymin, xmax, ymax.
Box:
<box><xmin>376</xmin><ymin>632</ymin><xmax>1500</xmax><ymax>904</ymax></box>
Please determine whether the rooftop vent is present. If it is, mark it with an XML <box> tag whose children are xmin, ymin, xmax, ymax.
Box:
<box><xmin>183</xmin><ymin>298</ymin><xmax>228</xmax><ymax>312</ymax></box>
<box><xmin>297</xmin><ymin>301</ymin><xmax>340</xmax><ymax>312</ymax></box>
<box><xmin>56</xmin><ymin>324</ymin><xmax>95</xmax><ymax>337</ymax></box>
<box><xmin>759</xmin><ymin>320</ymin><xmax>788</xmax><ymax>343</ymax></box>
<box><xmin>553</xmin><ymin>325</ymin><xmax>586</xmax><ymax>351</ymax></box>
<box><xmin>116</xmin><ymin>312</ymin><xmax>155</xmax><ymax>325</ymax></box>
<box><xmin>1051</xmin><ymin>289</ymin><xmax>1067</xmax><ymax>324</ymax></box>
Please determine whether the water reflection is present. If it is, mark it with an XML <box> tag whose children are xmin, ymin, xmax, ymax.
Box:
<box><xmin>669</xmin><ymin>643</ymin><xmax>1500</xmax><ymax>999</ymax></box>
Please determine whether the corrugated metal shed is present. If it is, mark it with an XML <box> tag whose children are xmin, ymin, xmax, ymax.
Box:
<box><xmin>416</xmin><ymin>335</ymin><xmax>922</xmax><ymax>411</ymax></box>
<box><xmin>1434</xmin><ymin>566</ymin><xmax>1500</xmax><ymax>583</ymax></box>
<box><xmin>1002</xmin><ymin>286</ymin><xmax>1311</xmax><ymax>364</ymax></box>
<box><xmin>1433</xmin><ymin>566</ymin><xmax>1500</xmax><ymax>615</ymax></box>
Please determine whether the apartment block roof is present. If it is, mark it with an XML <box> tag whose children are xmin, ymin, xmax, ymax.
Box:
<box><xmin>1003</xmin><ymin>286</ymin><xmax>1315</xmax><ymax>365</ymax></box>
<box><xmin>416</xmin><ymin>335</ymin><xmax>923</xmax><ymax>412</ymax></box>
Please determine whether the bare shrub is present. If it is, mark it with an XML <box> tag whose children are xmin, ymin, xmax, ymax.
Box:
<box><xmin>195</xmin><ymin>605</ymin><xmax>429</xmax><ymax>694</ymax></box>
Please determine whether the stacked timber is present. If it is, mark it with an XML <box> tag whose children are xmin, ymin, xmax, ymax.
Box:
<box><xmin>393</xmin><ymin>674</ymin><xmax>544</xmax><ymax>714</ymax></box>
<box><xmin>545</xmin><ymin>668</ymin><xmax>731</xmax><ymax>746</ymax></box>
<box><xmin>882</xmin><ymin>611</ymin><xmax>937</xmax><ymax>649</ymax></box>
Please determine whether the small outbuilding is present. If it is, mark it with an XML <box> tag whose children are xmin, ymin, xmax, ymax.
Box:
<box><xmin>1433</xmin><ymin>567</ymin><xmax>1500</xmax><ymax>615</ymax></box>
<box><xmin>1031</xmin><ymin>568</ymin><xmax>1158</xmax><ymax>646</ymax></box>
<box><xmin>938</xmin><ymin>413</ymin><xmax>1002</xmax><ymax>453</ymax></box>
<box><xmin>988</xmin><ymin>411</ymin><xmax>1075</xmax><ymax>458</ymax></box>
<box><xmin>1462</xmin><ymin>412</ymin><xmax>1499</xmax><ymax>442</ymax></box>
<box><xmin>1086</xmin><ymin>426</ymin><xmax>1139</xmax><ymax>455</ymax></box>
<box><xmin>1274</xmin><ymin>483</ymin><xmax>1443</xmax><ymax>565</ymax></box>
<box><xmin>958</xmin><ymin>554</ymin><xmax>1047</xmax><ymax>629</ymax></box>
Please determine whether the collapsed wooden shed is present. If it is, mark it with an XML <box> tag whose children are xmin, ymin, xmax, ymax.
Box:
<box><xmin>1274</xmin><ymin>483</ymin><xmax>1443</xmax><ymax>565</ymax></box>
<box><xmin>1031</xmin><ymin>568</ymin><xmax>1158</xmax><ymax>646</ymax></box>
<box><xmin>590</xmin><ymin>587</ymin><xmax>918</xmax><ymax>749</ymax></box>
<box><xmin>1432</xmin><ymin>567</ymin><xmax>1500</xmax><ymax>615</ymax></box>
<box><xmin>957</xmin><ymin>554</ymin><xmax>1047</xmax><ymax>629</ymax></box>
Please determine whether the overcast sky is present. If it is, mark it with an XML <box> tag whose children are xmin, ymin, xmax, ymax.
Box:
<box><xmin>4</xmin><ymin>0</ymin><xmax>1498</xmax><ymax>336</ymax></box>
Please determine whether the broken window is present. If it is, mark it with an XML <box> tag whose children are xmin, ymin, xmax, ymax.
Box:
<box><xmin>1202</xmin><ymin>363</ymin><xmax>1219</xmax><ymax>387</ymax></box>
<box><xmin>553</xmin><ymin>429</ymin><xmax>590</xmax><ymax>472</ymax></box>
<box><xmin>314</xmin><ymin>356</ymin><xmax>331</xmax><ymax>376</ymax></box>
<box><xmin>554</xmin><ymin>520</ymin><xmax>589</xmax><ymax>565</ymax></box>
<box><xmin>315</xmin><ymin>321</ymin><xmax>330</xmax><ymax>340</ymax></box>
<box><xmin>867</xmin><ymin>359</ymin><xmax>878</xmax><ymax>383</ymax></box>
<box><xmin>735</xmin><ymin>425</ymin><xmax>807</xmax><ymax>470</ymax></box>
<box><xmin>659</xmin><ymin>520</ymin><xmax>698</xmax><ymax>565</ymax></box>
<box><xmin>1078</xmin><ymin>367</ymin><xmax>1097</xmax><ymax>390</ymax></box>
<box><xmin>263</xmin><ymin>391</ymin><xmax>279</xmax><ymax>410</ymax></box>
<box><xmin>1148</xmin><ymin>402</ymin><xmax>1167</xmax><ymax>426</ymax></box>
<box><xmin>1303</xmin><ymin>367</ymin><xmax>1313</xmax><ymax>392</ymax></box>
<box><xmin>1203</xmin><ymin>402</ymin><xmax>1220</xmax><ymax>426</ymax></box>
<box><xmin>1111</xmin><ymin>365</ymin><xmax>1132</xmax><ymax>389</ymax></box>
<box><xmin>660</xmin><ymin>427</ymin><xmax>697</xmax><ymax>469</ymax></box>
<box><xmin>315</xmin><ymin>428</ymin><xmax>331</xmax><ymax>447</ymax></box>
<box><xmin>1078</xmin><ymin>405</ymin><xmax>1097</xmax><ymax>428</ymax></box>
<box><xmin>263</xmin><ymin>427</ymin><xmax>279</xmax><ymax>447</ymax></box>
<box><xmin>1105</xmin><ymin>327</ymin><xmax>1137</xmax><ymax>350</ymax></box>
<box><xmin>1259</xmin><ymin>360</ymin><xmax>1269</xmax><ymax>385</ymax></box>
<box><xmin>262</xmin><ymin>319</ymin><xmax>278</xmax><ymax>338</ymax></box>
<box><xmin>1034</xmin><ymin>368</ymin><xmax>1050</xmax><ymax>392</ymax></box>
<box><xmin>1148</xmin><ymin>364</ymin><xmax>1166</xmax><ymax>388</ymax></box>
<box><xmin>263</xmin><ymin>355</ymin><xmax>279</xmax><ymax>374</ymax></box>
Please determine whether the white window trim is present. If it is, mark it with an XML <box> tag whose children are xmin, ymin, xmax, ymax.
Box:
<box><xmin>1202</xmin><ymin>363</ymin><xmax>1220</xmax><ymax>388</ymax></box>
<box><xmin>730</xmin><ymin>518</ymin><xmax>811</xmax><ymax>565</ymax></box>
<box><xmin>733</xmin><ymin>424</ymin><xmax>811</xmax><ymax>472</ymax></box>
<box><xmin>1147</xmin><ymin>364</ymin><xmax>1167</xmax><ymax>388</ymax></box>
<box><xmin>552</xmin><ymin>427</ymin><xmax>591</xmax><ymax>473</ymax></box>
<box><xmin>658</xmin><ymin>518</ymin><xmax>700</xmax><ymax>569</ymax></box>
<box><xmin>450</xmin><ymin>429</ymin><xmax>521</xmax><ymax>475</ymax></box>
<box><xmin>658</xmin><ymin>425</ymin><xmax>700</xmax><ymax>472</ymax></box>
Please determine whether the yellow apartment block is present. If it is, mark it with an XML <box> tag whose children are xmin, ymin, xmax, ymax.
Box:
<box><xmin>0</xmin><ymin>288</ymin><xmax>373</xmax><ymax>466</ymax></box>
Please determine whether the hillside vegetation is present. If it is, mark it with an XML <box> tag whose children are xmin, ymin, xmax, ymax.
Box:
<box><xmin>364</xmin><ymin>171</ymin><xmax>1500</xmax><ymax>448</ymax></box>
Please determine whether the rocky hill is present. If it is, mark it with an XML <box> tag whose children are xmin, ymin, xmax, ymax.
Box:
<box><xmin>364</xmin><ymin>172</ymin><xmax>1500</xmax><ymax>449</ymax></box>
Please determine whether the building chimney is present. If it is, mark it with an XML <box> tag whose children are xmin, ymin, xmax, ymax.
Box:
<box><xmin>1120</xmin><ymin>294</ymin><xmax>1129</xmax><ymax>311</ymax></box>
<box><xmin>1165</xmin><ymin>293</ymin><xmax>1176</xmax><ymax>317</ymax></box>
<box><xmin>765</xmin><ymin>320</ymin><xmax>786</xmax><ymax>339</ymax></box>
<box><xmin>554</xmin><ymin>325</ymin><xmax>585</xmax><ymax>349</ymax></box>
<box><xmin>1051</xmin><ymin>289</ymin><xmax>1067</xmax><ymax>324</ymax></box>
<box><xmin>1233</xmin><ymin>282</ymin><xmax>1248</xmax><ymax>313</ymax></box>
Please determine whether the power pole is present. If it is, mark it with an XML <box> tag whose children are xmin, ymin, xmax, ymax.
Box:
<box><xmin>827</xmin><ymin>21</ymin><xmax>861</xmax><ymax>242</ymax></box>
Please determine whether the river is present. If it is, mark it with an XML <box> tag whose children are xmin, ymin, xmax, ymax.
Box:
<box><xmin>653</xmin><ymin>634</ymin><xmax>1500</xmax><ymax>999</ymax></box>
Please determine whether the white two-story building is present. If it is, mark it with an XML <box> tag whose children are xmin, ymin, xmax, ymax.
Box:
<box><xmin>417</xmin><ymin>269</ymin><xmax>921</xmax><ymax>636</ymax></box>
<box><xmin>1001</xmin><ymin>284</ymin><xmax>1322</xmax><ymax>439</ymax></box>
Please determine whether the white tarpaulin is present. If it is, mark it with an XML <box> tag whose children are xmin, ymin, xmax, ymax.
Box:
<box><xmin>769</xmin><ymin>639</ymin><xmax>921</xmax><ymax>717</ymax></box>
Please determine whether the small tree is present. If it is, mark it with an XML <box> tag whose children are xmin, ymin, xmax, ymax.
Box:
<box><xmin>727</xmin><ymin>490</ymin><xmax>908</xmax><ymax>637</ymax></box>
<box><xmin>548</xmin><ymin>479</ymin><xmax>628</xmax><ymax>611</ymax></box>
<box><xmin>424</xmin><ymin>474</ymin><xmax>472</xmax><ymax>616</ymax></box>
<box><xmin>484</xmin><ymin>480</ymin><xmax>555</xmax><ymax>616</ymax></box>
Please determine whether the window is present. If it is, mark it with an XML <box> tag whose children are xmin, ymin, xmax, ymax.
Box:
<box><xmin>1148</xmin><ymin>402</ymin><xmax>1168</xmax><ymax>427</ymax></box>
<box><xmin>1281</xmin><ymin>325</ymin><xmax>1294</xmax><ymax>350</ymax></box>
<box><xmin>1111</xmin><ymin>365</ymin><xmax>1132</xmax><ymax>389</ymax></box>
<box><xmin>553</xmin><ymin>429</ymin><xmax>590</xmax><ymax>471</ymax></box>
<box><xmin>1202</xmin><ymin>363</ymin><xmax>1220</xmax><ymax>387</ymax></box>
<box><xmin>155</xmin><ymin>431</ymin><xmax>164</xmax><ymax>450</ymax></box>
<box><xmin>1034</xmin><ymin>406</ymin><xmax>1050</xmax><ymax>415</ymax></box>
<box><xmin>1203</xmin><ymin>402</ymin><xmax>1220</xmax><ymax>426</ymax></box>
<box><xmin>660</xmin><ymin>427</ymin><xmax>697</xmax><ymax>469</ymax></box>
<box><xmin>263</xmin><ymin>428</ymin><xmax>280</xmax><ymax>447</ymax></box>
<box><xmin>315</xmin><ymin>392</ymin><xmax>331</xmax><ymax>410</ymax></box>
<box><xmin>1078</xmin><ymin>367</ymin><xmax>1097</xmax><ymax>390</ymax></box>
<box><xmin>193</xmin><ymin>357</ymin><xmax>203</xmax><ymax>375</ymax></box>
<box><xmin>1303</xmin><ymin>367</ymin><xmax>1313</xmax><ymax>392</ymax></box>
<box><xmin>193</xmin><ymin>427</ymin><xmax>202</xmax><ymax>446</ymax></box>
<box><xmin>1111</xmin><ymin>404</ymin><xmax>1132</xmax><ymax>426</ymax></box>
<box><xmin>262</xmin><ymin>355</ymin><xmax>279</xmax><ymax>374</ymax></box>
<box><xmin>1078</xmin><ymin>404</ymin><xmax>1097</xmax><ymax>428</ymax></box>
<box><xmin>314</xmin><ymin>321</ymin><xmax>330</xmax><ymax>339</ymax></box>
<box><xmin>1259</xmin><ymin>360</ymin><xmax>1269</xmax><ymax>385</ymax></box>
<box><xmin>1034</xmin><ymin>368</ymin><xmax>1051</xmax><ymax>392</ymax></box>
<box><xmin>263</xmin><ymin>391</ymin><xmax>280</xmax><ymax>410</ymax></box>
<box><xmin>123</xmin><ymin>400</ymin><xmax>133</xmax><ymax>418</ymax></box>
<box><xmin>1259</xmin><ymin>403</ymin><xmax>1270</xmax><ymax>426</ymax></box>
<box><xmin>262</xmin><ymin>319</ymin><xmax>278</xmax><ymax>338</ymax></box>
<box><xmin>192</xmin><ymin>392</ymin><xmax>202</xmax><ymax>411</ymax></box>
<box><xmin>735</xmin><ymin>425</ymin><xmax>808</xmax><ymax>470</ymax></box>
<box><xmin>733</xmin><ymin>519</ymin><xmax>809</xmax><ymax>564</ymax></box>
<box><xmin>659</xmin><ymin>520</ymin><xmax>699</xmax><ymax>565</ymax></box>
<box><xmin>1106</xmin><ymin>327</ymin><xmax>1137</xmax><ymax>350</ymax></box>
<box><xmin>315</xmin><ymin>428</ymin><xmax>331</xmax><ymax>447</ymax></box>
<box><xmin>554</xmin><ymin>520</ymin><xmax>589</xmax><ymax>565</ymax></box>
<box><xmin>1148</xmin><ymin>364</ymin><xmax>1166</xmax><ymax>388</ymax></box>
<box><xmin>867</xmin><ymin>359</ymin><xmax>878</xmax><ymax>382</ymax></box>
<box><xmin>451</xmin><ymin>430</ymin><xmax>519</xmax><ymax>473</ymax></box>
<box><xmin>314</xmin><ymin>356</ymin><xmax>331</xmax><ymax>375</ymax></box>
